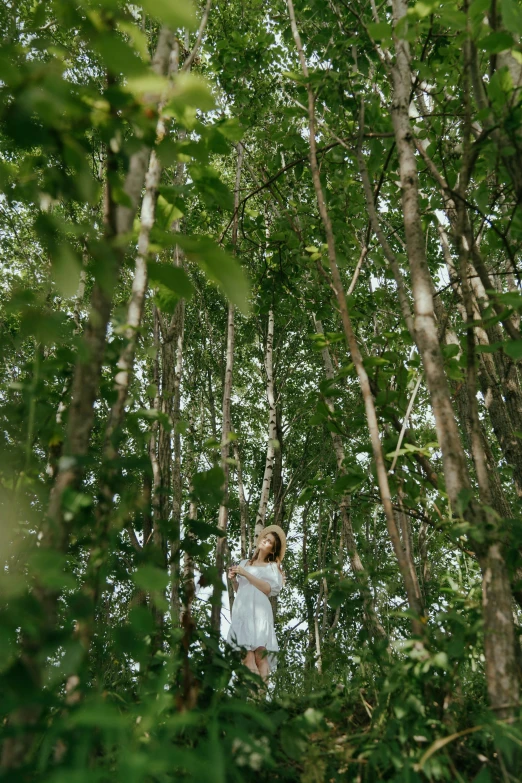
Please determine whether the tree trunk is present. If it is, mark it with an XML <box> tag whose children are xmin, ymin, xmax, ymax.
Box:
<box><xmin>302</xmin><ymin>503</ymin><xmax>317</xmax><ymax>669</ymax></box>
<box><xmin>357</xmin><ymin>140</ymin><xmax>414</xmax><ymax>339</ymax></box>
<box><xmin>234</xmin><ymin>442</ymin><xmax>250</xmax><ymax>559</ymax></box>
<box><xmin>149</xmin><ymin>306</ymin><xmax>167</xmax><ymax>658</ymax></box>
<box><xmin>272</xmin><ymin>394</ymin><xmax>285</xmax><ymax>528</ymax></box>
<box><xmin>210</xmin><ymin>302</ymin><xmax>236</xmax><ymax>633</ymax></box>
<box><xmin>1</xmin><ymin>30</ymin><xmax>176</xmax><ymax>772</ymax></box>
<box><xmin>210</xmin><ymin>144</ymin><xmax>243</xmax><ymax>633</ymax></box>
<box><xmin>170</xmin><ymin>299</ymin><xmax>185</xmax><ymax>628</ymax></box>
<box><xmin>389</xmin><ymin>0</ymin><xmax>519</xmax><ymax>714</ymax></box>
<box><xmin>287</xmin><ymin>0</ymin><xmax>425</xmax><ymax>636</ymax></box>
<box><xmin>104</xmin><ymin>138</ymin><xmax>166</xmax><ymax>454</ymax></box>
<box><xmin>314</xmin><ymin>316</ymin><xmax>386</xmax><ymax>639</ymax></box>
<box><xmin>254</xmin><ymin>308</ymin><xmax>277</xmax><ymax>542</ymax></box>
<box><xmin>439</xmin><ymin>225</ymin><xmax>522</xmax><ymax>498</ymax></box>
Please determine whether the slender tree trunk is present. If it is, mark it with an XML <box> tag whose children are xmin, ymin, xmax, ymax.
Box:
<box><xmin>1</xmin><ymin>31</ymin><xmax>176</xmax><ymax>772</ymax></box>
<box><xmin>272</xmin><ymin>395</ymin><xmax>285</xmax><ymax>528</ymax></box>
<box><xmin>166</xmin><ymin>149</ymin><xmax>189</xmax><ymax>628</ymax></box>
<box><xmin>357</xmin><ymin>140</ymin><xmax>414</xmax><ymax>338</ymax></box>
<box><xmin>254</xmin><ymin>308</ymin><xmax>277</xmax><ymax>542</ymax></box>
<box><xmin>234</xmin><ymin>443</ymin><xmax>250</xmax><ymax>559</ymax></box>
<box><xmin>302</xmin><ymin>502</ymin><xmax>317</xmax><ymax>668</ymax></box>
<box><xmin>210</xmin><ymin>144</ymin><xmax>243</xmax><ymax>633</ymax></box>
<box><xmin>149</xmin><ymin>307</ymin><xmax>167</xmax><ymax>658</ymax></box>
<box><xmin>49</xmin><ymin>26</ymin><xmax>175</xmax><ymax>529</ymax></box>
<box><xmin>210</xmin><ymin>302</ymin><xmax>236</xmax><ymax>632</ymax></box>
<box><xmin>314</xmin><ymin>317</ymin><xmax>386</xmax><ymax>639</ymax></box>
<box><xmin>181</xmin><ymin>441</ymin><xmax>198</xmax><ymax>629</ymax></box>
<box><xmin>389</xmin><ymin>0</ymin><xmax>519</xmax><ymax>715</ymax></box>
<box><xmin>104</xmin><ymin>141</ymin><xmax>165</xmax><ymax>454</ymax></box>
<box><xmin>170</xmin><ymin>299</ymin><xmax>185</xmax><ymax>627</ymax></box>
<box><xmin>180</xmin><ymin>470</ymin><xmax>198</xmax><ymax>711</ymax></box>
<box><xmin>439</xmin><ymin>225</ymin><xmax>522</xmax><ymax>498</ymax></box>
<box><xmin>287</xmin><ymin>0</ymin><xmax>425</xmax><ymax>636</ymax></box>
<box><xmin>396</xmin><ymin>489</ymin><xmax>424</xmax><ymax>614</ymax></box>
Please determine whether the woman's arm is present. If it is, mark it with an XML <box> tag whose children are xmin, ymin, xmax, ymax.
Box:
<box><xmin>227</xmin><ymin>567</ymin><xmax>239</xmax><ymax>593</ymax></box>
<box><xmin>230</xmin><ymin>566</ymin><xmax>271</xmax><ymax>596</ymax></box>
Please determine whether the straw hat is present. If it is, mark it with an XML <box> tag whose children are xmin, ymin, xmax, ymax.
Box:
<box><xmin>259</xmin><ymin>524</ymin><xmax>287</xmax><ymax>561</ymax></box>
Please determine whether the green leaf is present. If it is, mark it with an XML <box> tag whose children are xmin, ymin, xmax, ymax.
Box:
<box><xmin>45</xmin><ymin>771</ymin><xmax>109</xmax><ymax>783</ymax></box>
<box><xmin>442</xmin><ymin>343</ymin><xmax>460</xmax><ymax>358</ymax></box>
<box><xmin>29</xmin><ymin>550</ymin><xmax>76</xmax><ymax>590</ymax></box>
<box><xmin>156</xmin><ymin>139</ymin><xmax>184</xmax><ymax>167</ymax></box>
<box><xmin>147</xmin><ymin>261</ymin><xmax>194</xmax><ymax>299</ymax></box>
<box><xmin>191</xmin><ymin>467</ymin><xmax>225</xmax><ymax>504</ymax></box>
<box><xmin>172</xmin><ymin>234</ymin><xmax>251</xmax><ymax>314</ymax></box>
<box><xmin>135</xmin><ymin>407</ymin><xmax>172</xmax><ymax>430</ymax></box>
<box><xmin>156</xmin><ymin>194</ymin><xmax>184</xmax><ymax>229</ymax></box>
<box><xmin>133</xmin><ymin>565</ymin><xmax>169</xmax><ymax>593</ymax></box>
<box><xmin>71</xmin><ymin>703</ymin><xmax>128</xmax><ymax>729</ymax></box>
<box><xmin>480</xmin><ymin>31</ymin><xmax>515</xmax><ymax>53</ymax></box>
<box><xmin>187</xmin><ymin>520</ymin><xmax>225</xmax><ymax>539</ymax></box>
<box><xmin>117</xmin><ymin>21</ymin><xmax>149</xmax><ymax>61</ymax></box>
<box><xmin>472</xmin><ymin>768</ymin><xmax>493</xmax><ymax>783</ymax></box>
<box><xmin>93</xmin><ymin>34</ymin><xmax>148</xmax><ymax>77</ymax></box>
<box><xmin>218</xmin><ymin>699</ymin><xmax>275</xmax><ymax>731</ymax></box>
<box><xmin>153</xmin><ymin>285</ymin><xmax>180</xmax><ymax>316</ymax></box>
<box><xmin>128</xmin><ymin>606</ymin><xmax>156</xmax><ymax>635</ymax></box>
<box><xmin>175</xmin><ymin>418</ymin><xmax>189</xmax><ymax>434</ymax></box>
<box><xmin>170</xmin><ymin>73</ymin><xmax>216</xmax><ymax>111</ymax></box>
<box><xmin>124</xmin><ymin>73</ymin><xmax>170</xmax><ymax>97</ymax></box>
<box><xmin>215</xmin><ymin>118</ymin><xmax>244</xmax><ymax>142</ymax></box>
<box><xmin>140</xmin><ymin>0</ymin><xmax>197</xmax><ymax>31</ymax></box>
<box><xmin>190</xmin><ymin>166</ymin><xmax>234</xmax><ymax>210</ymax></box>
<box><xmin>51</xmin><ymin>246</ymin><xmax>82</xmax><ymax>298</ymax></box>
<box><xmin>439</xmin><ymin>5</ymin><xmax>466</xmax><ymax>29</ymax></box>
<box><xmin>367</xmin><ymin>22</ymin><xmax>392</xmax><ymax>42</ymax></box>
<box><xmin>409</xmin><ymin>0</ymin><xmax>439</xmax><ymax>18</ymax></box>
<box><xmin>501</xmin><ymin>0</ymin><xmax>522</xmax><ymax>34</ymax></box>
<box><xmin>333</xmin><ymin>470</ymin><xmax>366</xmax><ymax>494</ymax></box>
<box><xmin>18</xmin><ymin>309</ymin><xmax>66</xmax><ymax>345</ymax></box>
<box><xmin>504</xmin><ymin>340</ymin><xmax>522</xmax><ymax>360</ymax></box>
<box><xmin>495</xmin><ymin>291</ymin><xmax>522</xmax><ymax>308</ymax></box>
<box><xmin>457</xmin><ymin>488</ymin><xmax>473</xmax><ymax>516</ymax></box>
<box><xmin>475</xmin><ymin>342</ymin><xmax>501</xmax><ymax>354</ymax></box>
<box><xmin>488</xmin><ymin>66</ymin><xmax>514</xmax><ymax>109</ymax></box>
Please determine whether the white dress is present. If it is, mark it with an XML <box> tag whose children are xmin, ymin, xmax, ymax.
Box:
<box><xmin>227</xmin><ymin>559</ymin><xmax>283</xmax><ymax>671</ymax></box>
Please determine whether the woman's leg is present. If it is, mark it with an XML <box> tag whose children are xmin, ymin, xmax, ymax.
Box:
<box><xmin>243</xmin><ymin>650</ymin><xmax>259</xmax><ymax>676</ymax></box>
<box><xmin>254</xmin><ymin>647</ymin><xmax>270</xmax><ymax>683</ymax></box>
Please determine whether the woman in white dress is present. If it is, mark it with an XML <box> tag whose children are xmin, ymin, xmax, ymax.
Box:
<box><xmin>226</xmin><ymin>525</ymin><xmax>286</xmax><ymax>683</ymax></box>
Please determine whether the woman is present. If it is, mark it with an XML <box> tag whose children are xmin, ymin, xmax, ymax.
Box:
<box><xmin>227</xmin><ymin>525</ymin><xmax>286</xmax><ymax>684</ymax></box>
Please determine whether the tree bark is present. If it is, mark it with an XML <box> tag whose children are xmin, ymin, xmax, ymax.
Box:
<box><xmin>287</xmin><ymin>0</ymin><xmax>425</xmax><ymax>636</ymax></box>
<box><xmin>234</xmin><ymin>442</ymin><xmax>250</xmax><ymax>559</ymax></box>
<box><xmin>302</xmin><ymin>502</ymin><xmax>317</xmax><ymax>668</ymax></box>
<box><xmin>149</xmin><ymin>306</ymin><xmax>167</xmax><ymax>658</ymax></box>
<box><xmin>1</xmin><ymin>30</ymin><xmax>176</xmax><ymax>772</ymax></box>
<box><xmin>314</xmin><ymin>316</ymin><xmax>386</xmax><ymax>639</ymax></box>
<box><xmin>104</xmin><ymin>140</ymin><xmax>165</xmax><ymax>455</ymax></box>
<box><xmin>210</xmin><ymin>144</ymin><xmax>243</xmax><ymax>633</ymax></box>
<box><xmin>438</xmin><ymin>227</ymin><xmax>522</xmax><ymax>499</ymax></box>
<box><xmin>169</xmin><ymin>299</ymin><xmax>185</xmax><ymax>627</ymax></box>
<box><xmin>210</xmin><ymin>302</ymin><xmax>236</xmax><ymax>633</ymax></box>
<box><xmin>272</xmin><ymin>395</ymin><xmax>285</xmax><ymax>528</ymax></box>
<box><xmin>357</xmin><ymin>136</ymin><xmax>414</xmax><ymax>339</ymax></box>
<box><xmin>254</xmin><ymin>308</ymin><xmax>277</xmax><ymax>542</ymax></box>
<box><xmin>389</xmin><ymin>0</ymin><xmax>519</xmax><ymax>715</ymax></box>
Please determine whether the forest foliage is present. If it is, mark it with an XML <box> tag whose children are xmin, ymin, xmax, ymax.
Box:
<box><xmin>2</xmin><ymin>0</ymin><xmax>522</xmax><ymax>780</ymax></box>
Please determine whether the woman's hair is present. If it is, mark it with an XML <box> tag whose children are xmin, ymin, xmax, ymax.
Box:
<box><xmin>248</xmin><ymin>531</ymin><xmax>282</xmax><ymax>569</ymax></box>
